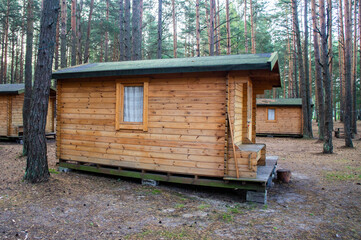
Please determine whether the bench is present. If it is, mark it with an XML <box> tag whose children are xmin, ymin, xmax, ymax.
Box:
<box><xmin>334</xmin><ymin>127</ymin><xmax>354</xmax><ymax>138</ymax></box>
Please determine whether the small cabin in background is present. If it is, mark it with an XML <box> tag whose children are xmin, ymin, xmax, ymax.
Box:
<box><xmin>52</xmin><ymin>53</ymin><xmax>281</xmax><ymax>201</ymax></box>
<box><xmin>0</xmin><ymin>84</ymin><xmax>56</xmax><ymax>138</ymax></box>
<box><xmin>256</xmin><ymin>98</ymin><xmax>304</xmax><ymax>137</ymax></box>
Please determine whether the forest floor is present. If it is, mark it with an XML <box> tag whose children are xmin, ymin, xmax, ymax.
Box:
<box><xmin>0</xmin><ymin>121</ymin><xmax>360</xmax><ymax>240</ymax></box>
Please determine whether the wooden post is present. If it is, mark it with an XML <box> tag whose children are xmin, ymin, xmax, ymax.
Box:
<box><xmin>227</xmin><ymin>75</ymin><xmax>239</xmax><ymax>178</ymax></box>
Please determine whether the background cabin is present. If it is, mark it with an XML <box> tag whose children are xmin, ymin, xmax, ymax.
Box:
<box><xmin>0</xmin><ymin>84</ymin><xmax>56</xmax><ymax>138</ymax></box>
<box><xmin>53</xmin><ymin>53</ymin><xmax>280</xmax><ymax>185</ymax></box>
<box><xmin>256</xmin><ymin>98</ymin><xmax>305</xmax><ymax>137</ymax></box>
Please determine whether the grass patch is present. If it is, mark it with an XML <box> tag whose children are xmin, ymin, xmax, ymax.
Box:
<box><xmin>324</xmin><ymin>165</ymin><xmax>361</xmax><ymax>181</ymax></box>
<box><xmin>197</xmin><ymin>204</ymin><xmax>211</xmax><ymax>210</ymax></box>
<box><xmin>175</xmin><ymin>203</ymin><xmax>185</xmax><ymax>208</ymax></box>
<box><xmin>151</xmin><ymin>189</ymin><xmax>161</xmax><ymax>195</ymax></box>
<box><xmin>49</xmin><ymin>168</ymin><xmax>59</xmax><ymax>174</ymax></box>
<box><xmin>128</xmin><ymin>229</ymin><xmax>192</xmax><ymax>239</ymax></box>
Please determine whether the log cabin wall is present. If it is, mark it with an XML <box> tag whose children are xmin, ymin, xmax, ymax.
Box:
<box><xmin>57</xmin><ymin>72</ymin><xmax>229</xmax><ymax>177</ymax></box>
<box><xmin>256</xmin><ymin>105</ymin><xmax>303</xmax><ymax>135</ymax></box>
<box><xmin>0</xmin><ymin>93</ymin><xmax>56</xmax><ymax>137</ymax></box>
<box><xmin>0</xmin><ymin>95</ymin><xmax>9</xmax><ymax>136</ymax></box>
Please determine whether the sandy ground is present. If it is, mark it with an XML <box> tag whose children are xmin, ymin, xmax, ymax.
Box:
<box><xmin>0</xmin><ymin>121</ymin><xmax>360</xmax><ymax>240</ymax></box>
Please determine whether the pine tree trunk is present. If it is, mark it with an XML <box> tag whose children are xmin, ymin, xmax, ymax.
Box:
<box><xmin>105</xmin><ymin>0</ymin><xmax>109</xmax><ymax>62</ymax></box>
<box><xmin>71</xmin><ymin>0</ymin><xmax>77</xmax><ymax>66</ymax></box>
<box><xmin>327</xmin><ymin>0</ymin><xmax>333</xmax><ymax>120</ymax></box>
<box><xmin>343</xmin><ymin>0</ymin><xmax>353</xmax><ymax>147</ymax></box>
<box><xmin>24</xmin><ymin>0</ymin><xmax>59</xmax><ymax>183</ymax></box>
<box><xmin>10</xmin><ymin>35</ymin><xmax>15</xmax><ymax>84</ymax></box>
<box><xmin>351</xmin><ymin>0</ymin><xmax>357</xmax><ymax>134</ymax></box>
<box><xmin>19</xmin><ymin>3</ymin><xmax>25</xmax><ymax>83</ymax></box>
<box><xmin>172</xmin><ymin>0</ymin><xmax>177</xmax><ymax>58</ymax></box>
<box><xmin>124</xmin><ymin>0</ymin><xmax>131</xmax><ymax>60</ymax></box>
<box><xmin>250</xmin><ymin>0</ymin><xmax>256</xmax><ymax>53</ymax></box>
<box><xmin>84</xmin><ymin>0</ymin><xmax>94</xmax><ymax>63</ymax></box>
<box><xmin>60</xmin><ymin>0</ymin><xmax>67</xmax><ymax>68</ymax></box>
<box><xmin>244</xmin><ymin>0</ymin><xmax>248</xmax><ymax>53</ymax></box>
<box><xmin>359</xmin><ymin>0</ymin><xmax>361</xmax><ymax>123</ymax></box>
<box><xmin>312</xmin><ymin>0</ymin><xmax>325</xmax><ymax>140</ymax></box>
<box><xmin>157</xmin><ymin>0</ymin><xmax>162</xmax><ymax>59</ymax></box>
<box><xmin>23</xmin><ymin>0</ymin><xmax>34</xmax><ymax>156</ymax></box>
<box><xmin>287</xmin><ymin>16</ymin><xmax>294</xmax><ymax>98</ymax></box>
<box><xmin>320</xmin><ymin>0</ymin><xmax>333</xmax><ymax>153</ymax></box>
<box><xmin>226</xmin><ymin>0</ymin><xmax>231</xmax><ymax>55</ymax></box>
<box><xmin>339</xmin><ymin>0</ymin><xmax>345</xmax><ymax>121</ymax></box>
<box><xmin>209</xmin><ymin>0</ymin><xmax>215</xmax><ymax>56</ymax></box>
<box><xmin>2</xmin><ymin>0</ymin><xmax>10</xmax><ymax>82</ymax></box>
<box><xmin>196</xmin><ymin>0</ymin><xmax>200</xmax><ymax>57</ymax></box>
<box><xmin>132</xmin><ymin>0</ymin><xmax>143</xmax><ymax>60</ymax></box>
<box><xmin>119</xmin><ymin>0</ymin><xmax>124</xmax><ymax>61</ymax></box>
<box><xmin>216</xmin><ymin>0</ymin><xmax>220</xmax><ymax>55</ymax></box>
<box><xmin>55</xmin><ymin>15</ymin><xmax>59</xmax><ymax>70</ymax></box>
<box><xmin>77</xmin><ymin>0</ymin><xmax>83</xmax><ymax>64</ymax></box>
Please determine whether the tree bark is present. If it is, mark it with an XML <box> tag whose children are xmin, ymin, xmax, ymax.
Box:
<box><xmin>132</xmin><ymin>0</ymin><xmax>143</xmax><ymax>60</ymax></box>
<box><xmin>320</xmin><ymin>0</ymin><xmax>333</xmax><ymax>153</ymax></box>
<box><xmin>24</xmin><ymin>0</ymin><xmax>59</xmax><ymax>183</ymax></box>
<box><xmin>226</xmin><ymin>0</ymin><xmax>231</xmax><ymax>55</ymax></box>
<box><xmin>292</xmin><ymin>0</ymin><xmax>312</xmax><ymax>138</ymax></box>
<box><xmin>60</xmin><ymin>0</ymin><xmax>67</xmax><ymax>68</ymax></box>
<box><xmin>124</xmin><ymin>0</ymin><xmax>131</xmax><ymax>60</ymax></box>
<box><xmin>105</xmin><ymin>0</ymin><xmax>109</xmax><ymax>62</ymax></box>
<box><xmin>351</xmin><ymin>0</ymin><xmax>357</xmax><ymax>134</ymax></box>
<box><xmin>157</xmin><ymin>0</ymin><xmax>162</xmax><ymax>59</ymax></box>
<box><xmin>172</xmin><ymin>0</ymin><xmax>177</xmax><ymax>58</ymax></box>
<box><xmin>23</xmin><ymin>0</ymin><xmax>34</xmax><ymax>156</ymax></box>
<box><xmin>311</xmin><ymin>0</ymin><xmax>325</xmax><ymax>140</ymax></box>
<box><xmin>250</xmin><ymin>0</ymin><xmax>256</xmax><ymax>53</ymax></box>
<box><xmin>287</xmin><ymin>16</ymin><xmax>294</xmax><ymax>98</ymax></box>
<box><xmin>119</xmin><ymin>0</ymin><xmax>124</xmax><ymax>61</ymax></box>
<box><xmin>196</xmin><ymin>0</ymin><xmax>200</xmax><ymax>57</ymax></box>
<box><xmin>339</xmin><ymin>0</ymin><xmax>345</xmax><ymax>121</ymax></box>
<box><xmin>55</xmin><ymin>14</ymin><xmax>59</xmax><ymax>70</ymax></box>
<box><xmin>244</xmin><ymin>0</ymin><xmax>248</xmax><ymax>53</ymax></box>
<box><xmin>84</xmin><ymin>0</ymin><xmax>94</xmax><ymax>63</ymax></box>
<box><xmin>71</xmin><ymin>0</ymin><xmax>77</xmax><ymax>66</ymax></box>
<box><xmin>77</xmin><ymin>0</ymin><xmax>83</xmax><ymax>64</ymax></box>
<box><xmin>2</xmin><ymin>0</ymin><xmax>10</xmax><ymax>83</ymax></box>
<box><xmin>209</xmin><ymin>0</ymin><xmax>215</xmax><ymax>56</ymax></box>
<box><xmin>343</xmin><ymin>0</ymin><xmax>353</xmax><ymax>147</ymax></box>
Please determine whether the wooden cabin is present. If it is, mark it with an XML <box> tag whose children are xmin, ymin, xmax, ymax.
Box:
<box><xmin>256</xmin><ymin>98</ymin><xmax>304</xmax><ymax>137</ymax></box>
<box><xmin>52</xmin><ymin>53</ymin><xmax>281</xmax><ymax>195</ymax></box>
<box><xmin>0</xmin><ymin>84</ymin><xmax>56</xmax><ymax>138</ymax></box>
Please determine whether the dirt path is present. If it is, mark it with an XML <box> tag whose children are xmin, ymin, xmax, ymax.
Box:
<box><xmin>0</xmin><ymin>122</ymin><xmax>360</xmax><ymax>239</ymax></box>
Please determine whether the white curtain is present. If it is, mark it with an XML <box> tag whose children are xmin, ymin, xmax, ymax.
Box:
<box><xmin>268</xmin><ymin>109</ymin><xmax>275</xmax><ymax>121</ymax></box>
<box><xmin>123</xmin><ymin>86</ymin><xmax>143</xmax><ymax>122</ymax></box>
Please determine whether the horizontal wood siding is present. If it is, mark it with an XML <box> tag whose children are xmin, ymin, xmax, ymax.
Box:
<box><xmin>0</xmin><ymin>96</ymin><xmax>8</xmax><ymax>136</ymax></box>
<box><xmin>58</xmin><ymin>74</ymin><xmax>228</xmax><ymax>177</ymax></box>
<box><xmin>256</xmin><ymin>106</ymin><xmax>303</xmax><ymax>135</ymax></box>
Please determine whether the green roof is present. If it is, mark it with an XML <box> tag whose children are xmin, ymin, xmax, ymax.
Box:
<box><xmin>0</xmin><ymin>84</ymin><xmax>26</xmax><ymax>94</ymax></box>
<box><xmin>0</xmin><ymin>83</ymin><xmax>56</xmax><ymax>95</ymax></box>
<box><xmin>52</xmin><ymin>53</ymin><xmax>279</xmax><ymax>79</ymax></box>
<box><xmin>256</xmin><ymin>98</ymin><xmax>305</xmax><ymax>106</ymax></box>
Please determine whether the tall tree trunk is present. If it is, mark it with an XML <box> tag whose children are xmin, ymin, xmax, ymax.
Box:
<box><xmin>105</xmin><ymin>0</ymin><xmax>109</xmax><ymax>62</ymax></box>
<box><xmin>339</xmin><ymin>0</ymin><xmax>345</xmax><ymax>121</ymax></box>
<box><xmin>172</xmin><ymin>0</ymin><xmax>177</xmax><ymax>58</ymax></box>
<box><xmin>196</xmin><ymin>0</ymin><xmax>200</xmax><ymax>57</ymax></box>
<box><xmin>292</xmin><ymin>0</ymin><xmax>312</xmax><ymax>138</ymax></box>
<box><xmin>351</xmin><ymin>0</ymin><xmax>357</xmax><ymax>134</ymax></box>
<box><xmin>226</xmin><ymin>0</ymin><xmax>231</xmax><ymax>55</ymax></box>
<box><xmin>124</xmin><ymin>0</ymin><xmax>131</xmax><ymax>60</ymax></box>
<box><xmin>157</xmin><ymin>0</ymin><xmax>162</xmax><ymax>59</ymax></box>
<box><xmin>24</xmin><ymin>0</ymin><xmax>59</xmax><ymax>183</ymax></box>
<box><xmin>359</xmin><ymin>0</ymin><xmax>361</xmax><ymax>123</ymax></box>
<box><xmin>10</xmin><ymin>34</ymin><xmax>15</xmax><ymax>83</ymax></box>
<box><xmin>2</xmin><ymin>0</ymin><xmax>10</xmax><ymax>82</ymax></box>
<box><xmin>250</xmin><ymin>0</ymin><xmax>256</xmax><ymax>53</ymax></box>
<box><xmin>71</xmin><ymin>0</ymin><xmax>77</xmax><ymax>66</ymax></box>
<box><xmin>343</xmin><ymin>0</ymin><xmax>353</xmax><ymax>147</ymax></box>
<box><xmin>84</xmin><ymin>0</ymin><xmax>94</xmax><ymax>63</ymax></box>
<box><xmin>320</xmin><ymin>0</ymin><xmax>333</xmax><ymax>153</ymax></box>
<box><xmin>303</xmin><ymin>0</ymin><xmax>313</xmax><ymax>137</ymax></box>
<box><xmin>209</xmin><ymin>0</ymin><xmax>215</xmax><ymax>56</ymax></box>
<box><xmin>216</xmin><ymin>0</ymin><xmax>220</xmax><ymax>55</ymax></box>
<box><xmin>60</xmin><ymin>0</ymin><xmax>67</xmax><ymax>68</ymax></box>
<box><xmin>132</xmin><ymin>0</ymin><xmax>143</xmax><ymax>60</ymax></box>
<box><xmin>77</xmin><ymin>0</ymin><xmax>83</xmax><ymax>64</ymax></box>
<box><xmin>23</xmin><ymin>0</ymin><xmax>34</xmax><ymax>156</ymax></box>
<box><xmin>291</xmin><ymin>4</ymin><xmax>299</xmax><ymax>98</ymax></box>
<box><xmin>55</xmin><ymin>14</ymin><xmax>59</xmax><ymax>70</ymax></box>
<box><xmin>287</xmin><ymin>16</ymin><xmax>294</xmax><ymax>98</ymax></box>
<box><xmin>119</xmin><ymin>0</ymin><xmax>124</xmax><ymax>61</ymax></box>
<box><xmin>327</xmin><ymin>0</ymin><xmax>333</xmax><ymax>120</ymax></box>
<box><xmin>244</xmin><ymin>0</ymin><xmax>248</xmax><ymax>53</ymax></box>
<box><xmin>19</xmin><ymin>1</ymin><xmax>26</xmax><ymax>83</ymax></box>
<box><xmin>312</xmin><ymin>0</ymin><xmax>325</xmax><ymax>140</ymax></box>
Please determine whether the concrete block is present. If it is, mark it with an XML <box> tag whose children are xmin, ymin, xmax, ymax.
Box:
<box><xmin>246</xmin><ymin>190</ymin><xmax>267</xmax><ymax>204</ymax></box>
<box><xmin>58</xmin><ymin>167</ymin><xmax>72</xmax><ymax>173</ymax></box>
<box><xmin>141</xmin><ymin>179</ymin><xmax>159</xmax><ymax>186</ymax></box>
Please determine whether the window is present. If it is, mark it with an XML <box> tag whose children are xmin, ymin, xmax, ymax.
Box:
<box><xmin>267</xmin><ymin>108</ymin><xmax>276</xmax><ymax>121</ymax></box>
<box><xmin>116</xmin><ymin>79</ymin><xmax>148</xmax><ymax>131</ymax></box>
